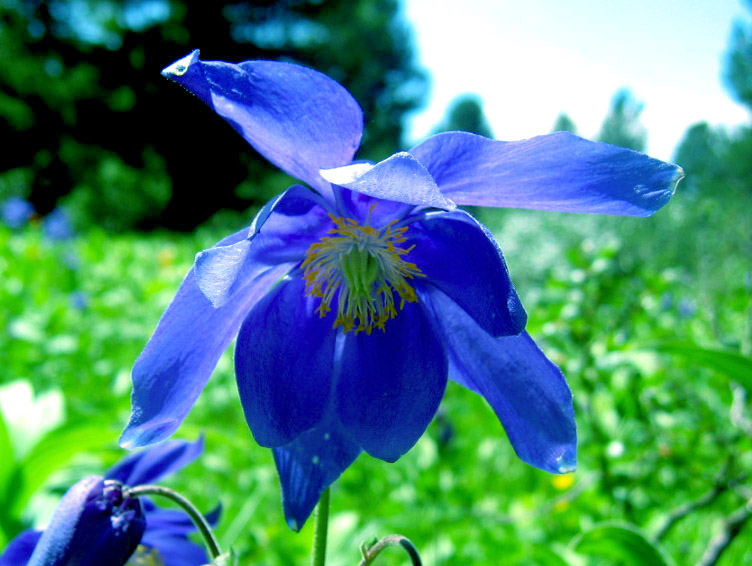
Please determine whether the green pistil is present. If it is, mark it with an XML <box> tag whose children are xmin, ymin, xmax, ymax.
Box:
<box><xmin>302</xmin><ymin>214</ymin><xmax>425</xmax><ymax>334</ymax></box>
<box><xmin>340</xmin><ymin>248</ymin><xmax>380</xmax><ymax>299</ymax></box>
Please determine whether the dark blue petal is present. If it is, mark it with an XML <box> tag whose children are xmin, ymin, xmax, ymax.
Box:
<box><xmin>321</xmin><ymin>152</ymin><xmax>455</xmax><ymax>210</ymax></box>
<box><xmin>195</xmin><ymin>186</ymin><xmax>330</xmax><ymax>308</ymax></box>
<box><xmin>28</xmin><ymin>476</ymin><xmax>145</xmax><ymax>566</ymax></box>
<box><xmin>424</xmin><ymin>288</ymin><xmax>576</xmax><ymax>473</ymax></box>
<box><xmin>106</xmin><ymin>437</ymin><xmax>203</xmax><ymax>486</ymax></box>
<box><xmin>162</xmin><ymin>51</ymin><xmax>363</xmax><ymax>195</ymax></box>
<box><xmin>273</xmin><ymin>413</ymin><xmax>361</xmax><ymax>531</ymax></box>
<box><xmin>120</xmin><ymin>229</ymin><xmax>291</xmax><ymax>449</ymax></box>
<box><xmin>336</xmin><ymin>302</ymin><xmax>447</xmax><ymax>462</ymax></box>
<box><xmin>236</xmin><ymin>275</ymin><xmax>336</xmax><ymax>447</ymax></box>
<box><xmin>408</xmin><ymin>209</ymin><xmax>526</xmax><ymax>337</ymax></box>
<box><xmin>0</xmin><ymin>530</ymin><xmax>41</xmax><ymax>566</ymax></box>
<box><xmin>410</xmin><ymin>131</ymin><xmax>683</xmax><ymax>216</ymax></box>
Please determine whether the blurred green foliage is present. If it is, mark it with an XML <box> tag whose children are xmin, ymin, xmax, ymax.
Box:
<box><xmin>1</xmin><ymin>171</ymin><xmax>751</xmax><ymax>563</ymax></box>
<box><xmin>0</xmin><ymin>0</ymin><xmax>426</xmax><ymax>230</ymax></box>
<box><xmin>597</xmin><ymin>88</ymin><xmax>647</xmax><ymax>152</ymax></box>
<box><xmin>2</xmin><ymin>1</ymin><xmax>752</xmax><ymax>565</ymax></box>
<box><xmin>552</xmin><ymin>112</ymin><xmax>578</xmax><ymax>135</ymax></box>
<box><xmin>433</xmin><ymin>94</ymin><xmax>494</xmax><ymax>138</ymax></box>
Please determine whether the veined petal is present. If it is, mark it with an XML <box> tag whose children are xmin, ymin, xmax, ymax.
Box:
<box><xmin>0</xmin><ymin>530</ymin><xmax>42</xmax><ymax>566</ymax></box>
<box><xmin>321</xmin><ymin>152</ymin><xmax>455</xmax><ymax>210</ymax></box>
<box><xmin>120</xmin><ymin>238</ymin><xmax>291</xmax><ymax>449</ymax></box>
<box><xmin>235</xmin><ymin>275</ymin><xmax>336</xmax><ymax>447</ymax></box>
<box><xmin>28</xmin><ymin>477</ymin><xmax>145</xmax><ymax>566</ymax></box>
<box><xmin>195</xmin><ymin>186</ymin><xmax>329</xmax><ymax>308</ymax></box>
<box><xmin>106</xmin><ymin>437</ymin><xmax>203</xmax><ymax>487</ymax></box>
<box><xmin>162</xmin><ymin>50</ymin><xmax>363</xmax><ymax>194</ymax></box>
<box><xmin>336</xmin><ymin>302</ymin><xmax>448</xmax><ymax>462</ymax></box>
<box><xmin>273</xmin><ymin>413</ymin><xmax>361</xmax><ymax>531</ymax></box>
<box><xmin>424</xmin><ymin>288</ymin><xmax>576</xmax><ymax>473</ymax></box>
<box><xmin>408</xmin><ymin>209</ymin><xmax>526</xmax><ymax>337</ymax></box>
<box><xmin>410</xmin><ymin>131</ymin><xmax>683</xmax><ymax>216</ymax></box>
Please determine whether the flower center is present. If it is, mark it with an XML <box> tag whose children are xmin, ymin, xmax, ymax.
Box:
<box><xmin>302</xmin><ymin>214</ymin><xmax>424</xmax><ymax>334</ymax></box>
<box><xmin>126</xmin><ymin>545</ymin><xmax>165</xmax><ymax>566</ymax></box>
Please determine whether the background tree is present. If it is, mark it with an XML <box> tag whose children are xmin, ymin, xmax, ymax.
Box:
<box><xmin>725</xmin><ymin>0</ymin><xmax>752</xmax><ymax>109</ymax></box>
<box><xmin>551</xmin><ymin>112</ymin><xmax>577</xmax><ymax>134</ymax></box>
<box><xmin>672</xmin><ymin>122</ymin><xmax>729</xmax><ymax>193</ymax></box>
<box><xmin>433</xmin><ymin>94</ymin><xmax>493</xmax><ymax>138</ymax></box>
<box><xmin>597</xmin><ymin>88</ymin><xmax>647</xmax><ymax>152</ymax></box>
<box><xmin>0</xmin><ymin>0</ymin><xmax>427</xmax><ymax>231</ymax></box>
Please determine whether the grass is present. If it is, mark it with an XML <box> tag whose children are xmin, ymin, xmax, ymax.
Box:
<box><xmin>1</xmin><ymin>183</ymin><xmax>751</xmax><ymax>565</ymax></box>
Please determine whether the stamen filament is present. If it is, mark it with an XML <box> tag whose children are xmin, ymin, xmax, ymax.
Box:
<box><xmin>302</xmin><ymin>214</ymin><xmax>424</xmax><ymax>334</ymax></box>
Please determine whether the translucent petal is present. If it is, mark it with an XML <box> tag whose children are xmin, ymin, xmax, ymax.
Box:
<box><xmin>410</xmin><ymin>131</ymin><xmax>682</xmax><ymax>216</ymax></box>
<box><xmin>163</xmin><ymin>51</ymin><xmax>363</xmax><ymax>195</ymax></box>
<box><xmin>424</xmin><ymin>288</ymin><xmax>576</xmax><ymax>473</ymax></box>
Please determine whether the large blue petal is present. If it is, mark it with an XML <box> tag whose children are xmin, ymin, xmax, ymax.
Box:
<box><xmin>106</xmin><ymin>437</ymin><xmax>203</xmax><ymax>486</ymax></box>
<box><xmin>273</xmin><ymin>413</ymin><xmax>361</xmax><ymax>531</ymax></box>
<box><xmin>120</xmin><ymin>229</ymin><xmax>291</xmax><ymax>450</ymax></box>
<box><xmin>0</xmin><ymin>530</ymin><xmax>41</xmax><ymax>566</ymax></box>
<box><xmin>162</xmin><ymin>51</ymin><xmax>363</xmax><ymax>195</ymax></box>
<box><xmin>320</xmin><ymin>152</ymin><xmax>455</xmax><ymax>210</ymax></box>
<box><xmin>235</xmin><ymin>275</ymin><xmax>336</xmax><ymax>447</ymax></box>
<box><xmin>336</xmin><ymin>302</ymin><xmax>447</xmax><ymax>462</ymax></box>
<box><xmin>408</xmin><ymin>209</ymin><xmax>526</xmax><ymax>337</ymax></box>
<box><xmin>195</xmin><ymin>186</ymin><xmax>330</xmax><ymax>308</ymax></box>
<box><xmin>410</xmin><ymin>131</ymin><xmax>683</xmax><ymax>216</ymax></box>
<box><xmin>424</xmin><ymin>288</ymin><xmax>576</xmax><ymax>474</ymax></box>
<box><xmin>28</xmin><ymin>477</ymin><xmax>145</xmax><ymax>566</ymax></box>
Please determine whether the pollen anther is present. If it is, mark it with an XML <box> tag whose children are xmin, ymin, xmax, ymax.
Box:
<box><xmin>302</xmin><ymin>214</ymin><xmax>424</xmax><ymax>334</ymax></box>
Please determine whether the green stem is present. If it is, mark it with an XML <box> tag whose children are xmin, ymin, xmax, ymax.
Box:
<box><xmin>125</xmin><ymin>484</ymin><xmax>222</xmax><ymax>559</ymax></box>
<box><xmin>359</xmin><ymin>535</ymin><xmax>422</xmax><ymax>566</ymax></box>
<box><xmin>311</xmin><ymin>488</ymin><xmax>331</xmax><ymax>566</ymax></box>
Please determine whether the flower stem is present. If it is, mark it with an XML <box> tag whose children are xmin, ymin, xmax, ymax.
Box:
<box><xmin>359</xmin><ymin>535</ymin><xmax>422</xmax><ymax>566</ymax></box>
<box><xmin>311</xmin><ymin>488</ymin><xmax>331</xmax><ymax>566</ymax></box>
<box><xmin>125</xmin><ymin>484</ymin><xmax>222</xmax><ymax>559</ymax></box>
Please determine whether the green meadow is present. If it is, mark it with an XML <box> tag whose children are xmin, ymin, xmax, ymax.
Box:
<box><xmin>2</xmin><ymin>180</ymin><xmax>750</xmax><ymax>565</ymax></box>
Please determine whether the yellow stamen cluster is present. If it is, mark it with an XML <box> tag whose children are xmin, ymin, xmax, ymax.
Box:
<box><xmin>126</xmin><ymin>545</ymin><xmax>165</xmax><ymax>566</ymax></box>
<box><xmin>302</xmin><ymin>214</ymin><xmax>425</xmax><ymax>334</ymax></box>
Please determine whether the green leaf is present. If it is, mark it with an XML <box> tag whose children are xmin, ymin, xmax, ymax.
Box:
<box><xmin>6</xmin><ymin>419</ymin><xmax>116</xmax><ymax>516</ymax></box>
<box><xmin>0</xmin><ymin>405</ymin><xmax>16</xmax><ymax>546</ymax></box>
<box><xmin>520</xmin><ymin>546</ymin><xmax>569</xmax><ymax>566</ymax></box>
<box><xmin>649</xmin><ymin>342</ymin><xmax>752</xmax><ymax>391</ymax></box>
<box><xmin>0</xmin><ymin>404</ymin><xmax>15</xmax><ymax>493</ymax></box>
<box><xmin>572</xmin><ymin>523</ymin><xmax>673</xmax><ymax>566</ymax></box>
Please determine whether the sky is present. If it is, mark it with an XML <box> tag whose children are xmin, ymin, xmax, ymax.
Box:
<box><xmin>403</xmin><ymin>0</ymin><xmax>752</xmax><ymax>160</ymax></box>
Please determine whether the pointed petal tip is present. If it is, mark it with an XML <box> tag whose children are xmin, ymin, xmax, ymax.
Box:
<box><xmin>519</xmin><ymin>444</ymin><xmax>576</xmax><ymax>475</ymax></box>
<box><xmin>555</xmin><ymin>447</ymin><xmax>577</xmax><ymax>474</ymax></box>
<box><xmin>161</xmin><ymin>50</ymin><xmax>200</xmax><ymax>78</ymax></box>
<box><xmin>286</xmin><ymin>517</ymin><xmax>301</xmax><ymax>532</ymax></box>
<box><xmin>119</xmin><ymin>417</ymin><xmax>180</xmax><ymax>451</ymax></box>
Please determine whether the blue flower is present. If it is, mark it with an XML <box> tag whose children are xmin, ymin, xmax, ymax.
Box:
<box><xmin>1</xmin><ymin>197</ymin><xmax>34</xmax><ymax>229</ymax></box>
<box><xmin>120</xmin><ymin>50</ymin><xmax>683</xmax><ymax>530</ymax></box>
<box><xmin>0</xmin><ymin>438</ymin><xmax>217</xmax><ymax>566</ymax></box>
<box><xmin>42</xmin><ymin>209</ymin><xmax>74</xmax><ymax>242</ymax></box>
